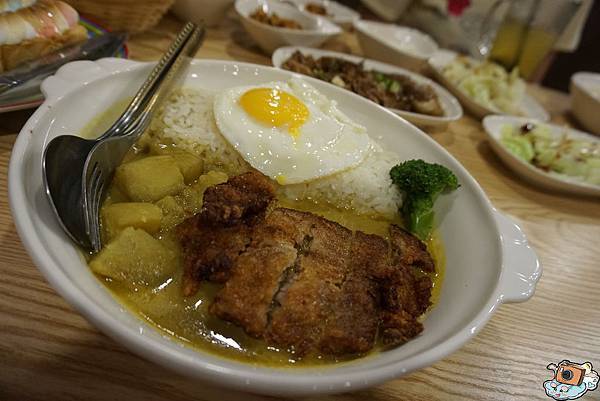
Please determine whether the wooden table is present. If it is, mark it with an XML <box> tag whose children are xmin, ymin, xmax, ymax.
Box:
<box><xmin>1</xmin><ymin>13</ymin><xmax>599</xmax><ymax>401</ymax></box>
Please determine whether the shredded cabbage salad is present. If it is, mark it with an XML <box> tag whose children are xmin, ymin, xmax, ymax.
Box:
<box><xmin>443</xmin><ymin>56</ymin><xmax>525</xmax><ymax>115</ymax></box>
<box><xmin>500</xmin><ymin>123</ymin><xmax>600</xmax><ymax>186</ymax></box>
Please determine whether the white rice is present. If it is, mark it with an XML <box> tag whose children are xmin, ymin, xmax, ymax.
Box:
<box><xmin>280</xmin><ymin>145</ymin><xmax>402</xmax><ymax>219</ymax></box>
<box><xmin>148</xmin><ymin>88</ymin><xmax>249</xmax><ymax>176</ymax></box>
<box><xmin>147</xmin><ymin>88</ymin><xmax>402</xmax><ymax>219</ymax></box>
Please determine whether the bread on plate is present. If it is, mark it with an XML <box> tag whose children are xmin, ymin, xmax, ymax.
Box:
<box><xmin>0</xmin><ymin>0</ymin><xmax>88</xmax><ymax>72</ymax></box>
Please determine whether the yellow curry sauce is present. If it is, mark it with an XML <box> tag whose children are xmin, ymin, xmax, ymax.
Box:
<box><xmin>81</xmin><ymin>101</ymin><xmax>445</xmax><ymax>366</ymax></box>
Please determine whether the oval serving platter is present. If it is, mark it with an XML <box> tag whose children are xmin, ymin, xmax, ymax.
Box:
<box><xmin>273</xmin><ymin>46</ymin><xmax>463</xmax><ymax>129</ymax></box>
<box><xmin>9</xmin><ymin>58</ymin><xmax>540</xmax><ymax>396</ymax></box>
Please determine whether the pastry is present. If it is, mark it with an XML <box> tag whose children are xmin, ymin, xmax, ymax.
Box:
<box><xmin>0</xmin><ymin>0</ymin><xmax>36</xmax><ymax>13</ymax></box>
<box><xmin>0</xmin><ymin>0</ymin><xmax>88</xmax><ymax>72</ymax></box>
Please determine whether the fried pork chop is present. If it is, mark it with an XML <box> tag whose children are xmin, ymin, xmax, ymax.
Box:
<box><xmin>177</xmin><ymin>171</ymin><xmax>435</xmax><ymax>357</ymax></box>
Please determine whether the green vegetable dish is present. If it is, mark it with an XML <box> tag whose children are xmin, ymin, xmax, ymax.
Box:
<box><xmin>500</xmin><ymin>123</ymin><xmax>600</xmax><ymax>186</ymax></box>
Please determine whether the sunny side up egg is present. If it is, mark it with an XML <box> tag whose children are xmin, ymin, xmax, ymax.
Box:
<box><xmin>213</xmin><ymin>78</ymin><xmax>373</xmax><ymax>184</ymax></box>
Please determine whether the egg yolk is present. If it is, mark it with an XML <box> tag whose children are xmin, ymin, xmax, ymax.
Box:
<box><xmin>240</xmin><ymin>88</ymin><xmax>309</xmax><ymax>138</ymax></box>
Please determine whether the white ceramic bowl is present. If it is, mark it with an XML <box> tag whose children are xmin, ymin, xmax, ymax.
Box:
<box><xmin>234</xmin><ymin>0</ymin><xmax>342</xmax><ymax>54</ymax></box>
<box><xmin>360</xmin><ymin>0</ymin><xmax>412</xmax><ymax>22</ymax></box>
<box><xmin>570</xmin><ymin>72</ymin><xmax>600</xmax><ymax>136</ymax></box>
<box><xmin>272</xmin><ymin>46</ymin><xmax>463</xmax><ymax>129</ymax></box>
<box><xmin>353</xmin><ymin>20</ymin><xmax>438</xmax><ymax>73</ymax></box>
<box><xmin>482</xmin><ymin>115</ymin><xmax>600</xmax><ymax>197</ymax></box>
<box><xmin>428</xmin><ymin>50</ymin><xmax>550</xmax><ymax>121</ymax></box>
<box><xmin>172</xmin><ymin>0</ymin><xmax>234</xmax><ymax>27</ymax></box>
<box><xmin>9</xmin><ymin>58</ymin><xmax>541</xmax><ymax>397</ymax></box>
<box><xmin>291</xmin><ymin>0</ymin><xmax>359</xmax><ymax>29</ymax></box>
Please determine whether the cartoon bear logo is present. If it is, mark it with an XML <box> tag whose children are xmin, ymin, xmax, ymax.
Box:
<box><xmin>544</xmin><ymin>361</ymin><xmax>599</xmax><ymax>400</ymax></box>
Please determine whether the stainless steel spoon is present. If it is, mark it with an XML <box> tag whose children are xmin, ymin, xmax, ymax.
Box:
<box><xmin>43</xmin><ymin>22</ymin><xmax>205</xmax><ymax>251</ymax></box>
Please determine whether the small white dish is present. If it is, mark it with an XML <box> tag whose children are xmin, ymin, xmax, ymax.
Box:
<box><xmin>429</xmin><ymin>50</ymin><xmax>549</xmax><ymax>121</ymax></box>
<box><xmin>353</xmin><ymin>20</ymin><xmax>438</xmax><ymax>72</ymax></box>
<box><xmin>272</xmin><ymin>46</ymin><xmax>463</xmax><ymax>128</ymax></box>
<box><xmin>234</xmin><ymin>0</ymin><xmax>342</xmax><ymax>54</ymax></box>
<box><xmin>172</xmin><ymin>0</ymin><xmax>234</xmax><ymax>27</ymax></box>
<box><xmin>9</xmin><ymin>58</ymin><xmax>540</xmax><ymax>396</ymax></box>
<box><xmin>570</xmin><ymin>72</ymin><xmax>600</xmax><ymax>136</ymax></box>
<box><xmin>360</xmin><ymin>0</ymin><xmax>412</xmax><ymax>22</ymax></box>
<box><xmin>290</xmin><ymin>0</ymin><xmax>359</xmax><ymax>29</ymax></box>
<box><xmin>482</xmin><ymin>115</ymin><xmax>600</xmax><ymax>197</ymax></box>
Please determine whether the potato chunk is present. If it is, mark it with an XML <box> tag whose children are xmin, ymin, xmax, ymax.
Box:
<box><xmin>155</xmin><ymin>196</ymin><xmax>185</xmax><ymax>231</ymax></box>
<box><xmin>90</xmin><ymin>227</ymin><xmax>176</xmax><ymax>288</ymax></box>
<box><xmin>147</xmin><ymin>144</ymin><xmax>204</xmax><ymax>184</ymax></box>
<box><xmin>193</xmin><ymin>170</ymin><xmax>229</xmax><ymax>190</ymax></box>
<box><xmin>101</xmin><ymin>202</ymin><xmax>162</xmax><ymax>241</ymax></box>
<box><xmin>106</xmin><ymin>184</ymin><xmax>129</xmax><ymax>204</ymax></box>
<box><xmin>172</xmin><ymin>152</ymin><xmax>204</xmax><ymax>184</ymax></box>
<box><xmin>181</xmin><ymin>171</ymin><xmax>229</xmax><ymax>215</ymax></box>
<box><xmin>114</xmin><ymin>156</ymin><xmax>185</xmax><ymax>202</ymax></box>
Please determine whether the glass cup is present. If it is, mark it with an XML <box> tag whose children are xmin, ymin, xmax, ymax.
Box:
<box><xmin>490</xmin><ymin>0</ymin><xmax>537</xmax><ymax>69</ymax></box>
<box><xmin>517</xmin><ymin>0</ymin><xmax>582</xmax><ymax>79</ymax></box>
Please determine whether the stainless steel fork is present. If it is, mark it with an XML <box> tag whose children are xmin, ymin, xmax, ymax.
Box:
<box><xmin>82</xmin><ymin>23</ymin><xmax>205</xmax><ymax>252</ymax></box>
<box><xmin>83</xmin><ymin>114</ymin><xmax>154</xmax><ymax>250</ymax></box>
<box><xmin>43</xmin><ymin>22</ymin><xmax>205</xmax><ymax>252</ymax></box>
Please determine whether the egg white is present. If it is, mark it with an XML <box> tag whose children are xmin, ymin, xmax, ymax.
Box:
<box><xmin>213</xmin><ymin>78</ymin><xmax>373</xmax><ymax>184</ymax></box>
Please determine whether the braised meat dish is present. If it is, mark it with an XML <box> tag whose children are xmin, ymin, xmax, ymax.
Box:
<box><xmin>177</xmin><ymin>171</ymin><xmax>434</xmax><ymax>357</ymax></box>
<box><xmin>282</xmin><ymin>51</ymin><xmax>444</xmax><ymax>116</ymax></box>
<box><xmin>305</xmin><ymin>3</ymin><xmax>328</xmax><ymax>15</ymax></box>
<box><xmin>250</xmin><ymin>8</ymin><xmax>303</xmax><ymax>30</ymax></box>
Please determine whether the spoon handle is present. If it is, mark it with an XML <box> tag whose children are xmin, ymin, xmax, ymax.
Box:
<box><xmin>100</xmin><ymin>22</ymin><xmax>204</xmax><ymax>139</ymax></box>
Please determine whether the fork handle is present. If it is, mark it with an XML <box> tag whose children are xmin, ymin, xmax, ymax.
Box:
<box><xmin>119</xmin><ymin>24</ymin><xmax>205</xmax><ymax>144</ymax></box>
<box><xmin>100</xmin><ymin>22</ymin><xmax>202</xmax><ymax>139</ymax></box>
<box><xmin>83</xmin><ymin>23</ymin><xmax>205</xmax><ymax>252</ymax></box>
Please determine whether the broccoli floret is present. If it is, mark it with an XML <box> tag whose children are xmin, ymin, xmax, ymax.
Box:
<box><xmin>390</xmin><ymin>159</ymin><xmax>459</xmax><ymax>240</ymax></box>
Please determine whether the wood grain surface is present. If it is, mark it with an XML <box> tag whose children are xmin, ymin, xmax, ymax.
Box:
<box><xmin>1</xmin><ymin>12</ymin><xmax>599</xmax><ymax>401</ymax></box>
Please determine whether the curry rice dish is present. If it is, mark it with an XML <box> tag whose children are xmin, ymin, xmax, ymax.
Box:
<box><xmin>86</xmin><ymin>82</ymin><xmax>445</xmax><ymax>365</ymax></box>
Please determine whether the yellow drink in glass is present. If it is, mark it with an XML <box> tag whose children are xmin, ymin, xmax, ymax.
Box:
<box><xmin>490</xmin><ymin>19</ymin><xmax>528</xmax><ymax>69</ymax></box>
<box><xmin>518</xmin><ymin>27</ymin><xmax>557</xmax><ymax>79</ymax></box>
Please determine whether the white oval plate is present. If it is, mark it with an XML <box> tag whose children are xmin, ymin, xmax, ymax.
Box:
<box><xmin>272</xmin><ymin>46</ymin><xmax>463</xmax><ymax>128</ymax></box>
<box><xmin>290</xmin><ymin>0</ymin><xmax>359</xmax><ymax>29</ymax></box>
<box><xmin>9</xmin><ymin>58</ymin><xmax>540</xmax><ymax>396</ymax></box>
<box><xmin>360</xmin><ymin>0</ymin><xmax>412</xmax><ymax>22</ymax></box>
<box><xmin>482</xmin><ymin>115</ymin><xmax>600</xmax><ymax>197</ymax></box>
<box><xmin>429</xmin><ymin>50</ymin><xmax>550</xmax><ymax>121</ymax></box>
<box><xmin>235</xmin><ymin>0</ymin><xmax>342</xmax><ymax>54</ymax></box>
